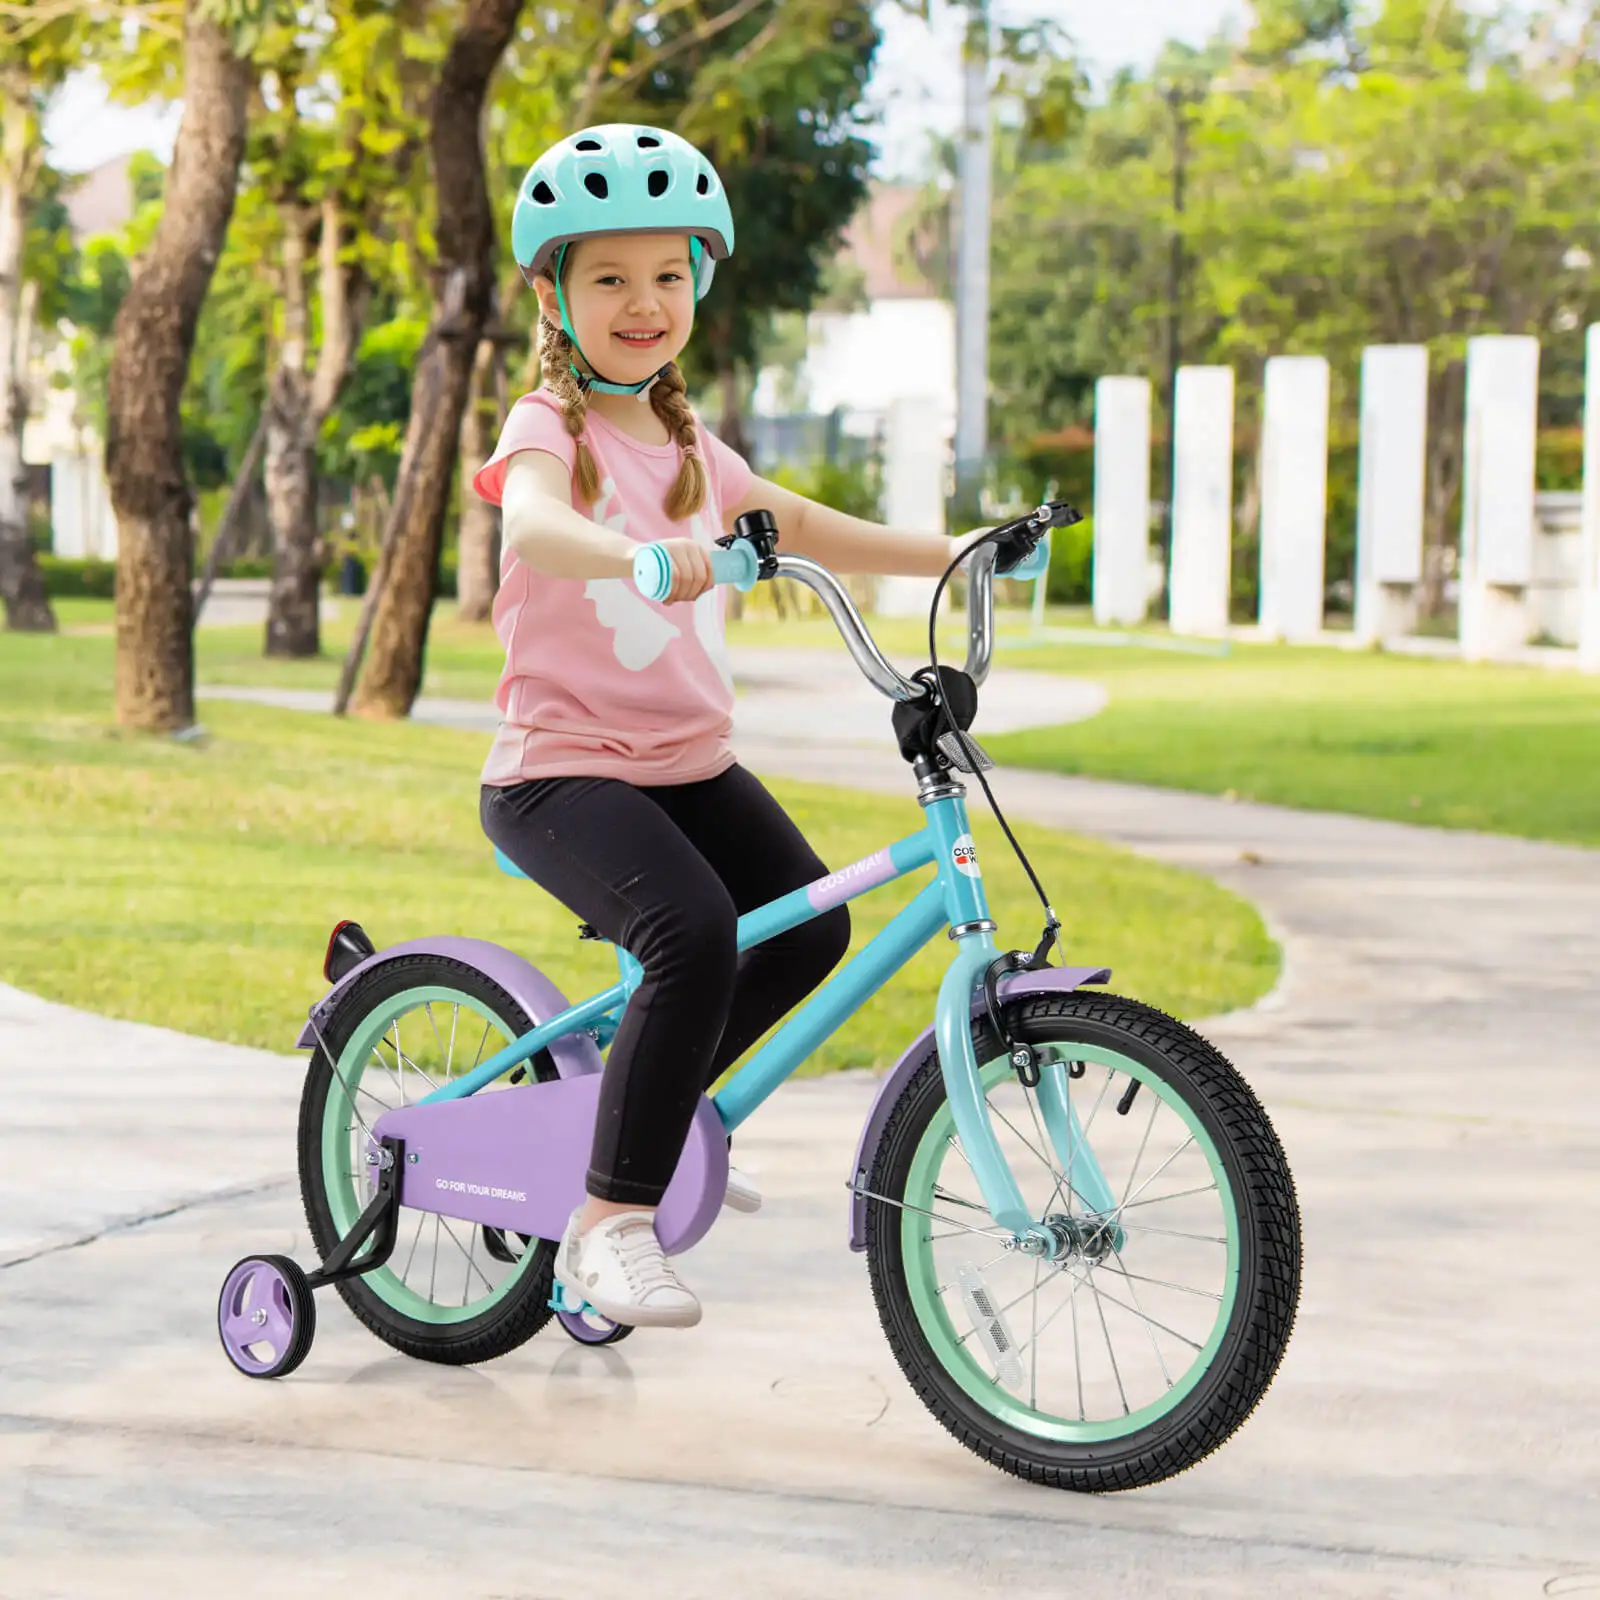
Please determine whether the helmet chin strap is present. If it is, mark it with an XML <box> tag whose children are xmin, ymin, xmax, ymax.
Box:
<box><xmin>552</xmin><ymin>239</ymin><xmax>703</xmax><ymax>400</ymax></box>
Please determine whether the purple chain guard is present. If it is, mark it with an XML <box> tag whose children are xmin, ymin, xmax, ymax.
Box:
<box><xmin>372</xmin><ymin>1079</ymin><xmax>728</xmax><ymax>1256</ymax></box>
<box><xmin>298</xmin><ymin>937</ymin><xmax>726</xmax><ymax>1255</ymax></box>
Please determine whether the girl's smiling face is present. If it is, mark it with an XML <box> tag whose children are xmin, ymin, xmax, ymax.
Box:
<box><xmin>535</xmin><ymin>232</ymin><xmax>697</xmax><ymax>382</ymax></box>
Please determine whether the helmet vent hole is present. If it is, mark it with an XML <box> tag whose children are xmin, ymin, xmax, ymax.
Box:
<box><xmin>575</xmin><ymin>137</ymin><xmax>604</xmax><ymax>152</ymax></box>
<box><xmin>696</xmin><ymin>172</ymin><xmax>711</xmax><ymax>196</ymax></box>
<box><xmin>583</xmin><ymin>172</ymin><xmax>609</xmax><ymax>199</ymax></box>
<box><xmin>647</xmin><ymin>168</ymin><xmax>670</xmax><ymax>197</ymax></box>
<box><xmin>531</xmin><ymin>180</ymin><xmax>556</xmax><ymax>205</ymax></box>
<box><xmin>637</xmin><ymin>134</ymin><xmax>661</xmax><ymax>149</ymax></box>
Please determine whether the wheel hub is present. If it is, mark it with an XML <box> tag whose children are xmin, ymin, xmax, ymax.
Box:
<box><xmin>1041</xmin><ymin>1212</ymin><xmax>1117</xmax><ymax>1265</ymax></box>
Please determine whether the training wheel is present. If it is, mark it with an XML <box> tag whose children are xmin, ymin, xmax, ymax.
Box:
<box><xmin>218</xmin><ymin>1254</ymin><xmax>317</xmax><ymax>1378</ymax></box>
<box><xmin>556</xmin><ymin>1305</ymin><xmax>634</xmax><ymax>1346</ymax></box>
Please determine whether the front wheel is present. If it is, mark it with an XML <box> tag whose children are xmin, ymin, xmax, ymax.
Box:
<box><xmin>864</xmin><ymin>991</ymin><xmax>1300</xmax><ymax>1492</ymax></box>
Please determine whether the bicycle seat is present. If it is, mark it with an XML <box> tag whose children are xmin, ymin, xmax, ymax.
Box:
<box><xmin>493</xmin><ymin>847</ymin><xmax>530</xmax><ymax>880</ymax></box>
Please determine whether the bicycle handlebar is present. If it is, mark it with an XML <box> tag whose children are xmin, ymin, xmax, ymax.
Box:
<box><xmin>630</xmin><ymin>499</ymin><xmax>1080</xmax><ymax>700</ymax></box>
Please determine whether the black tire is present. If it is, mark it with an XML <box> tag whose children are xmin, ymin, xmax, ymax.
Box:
<box><xmin>864</xmin><ymin>990</ymin><xmax>1300</xmax><ymax>1492</ymax></box>
<box><xmin>297</xmin><ymin>953</ymin><xmax>560</xmax><ymax>1366</ymax></box>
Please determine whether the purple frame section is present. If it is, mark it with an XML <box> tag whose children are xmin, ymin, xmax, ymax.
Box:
<box><xmin>371</xmin><ymin>1077</ymin><xmax>727</xmax><ymax>1255</ymax></box>
<box><xmin>293</xmin><ymin>936</ymin><xmax>604</xmax><ymax>1082</ymax></box>
<box><xmin>806</xmin><ymin>847</ymin><xmax>897</xmax><ymax>912</ymax></box>
<box><xmin>845</xmin><ymin>964</ymin><xmax>1111</xmax><ymax>1252</ymax></box>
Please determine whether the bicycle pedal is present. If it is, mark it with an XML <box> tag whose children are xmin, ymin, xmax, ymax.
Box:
<box><xmin>936</xmin><ymin>729</ymin><xmax>994</xmax><ymax>774</ymax></box>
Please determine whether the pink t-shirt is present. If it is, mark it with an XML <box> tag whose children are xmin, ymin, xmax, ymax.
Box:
<box><xmin>472</xmin><ymin>388</ymin><xmax>754</xmax><ymax>787</ymax></box>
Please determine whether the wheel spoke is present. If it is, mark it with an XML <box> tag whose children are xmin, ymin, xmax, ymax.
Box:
<box><xmin>931</xmin><ymin>1183</ymin><xmax>997</xmax><ymax>1218</ymax></box>
<box><xmin>1095</xmin><ymin>1260</ymin><xmax>1223</xmax><ymax>1302</ymax></box>
<box><xmin>1087</xmin><ymin>1275</ymin><xmax>1205</xmax><ymax>1353</ymax></box>
<box><xmin>1071</xmin><ymin>1278</ymin><xmax>1085</xmax><ymax>1421</ymax></box>
<box><xmin>859</xmin><ymin>1180</ymin><xmax>1009</xmax><ymax>1241</ymax></box>
<box><xmin>1089</xmin><ymin>1277</ymin><xmax>1130</xmax><ymax>1415</ymax></box>
<box><xmin>1114</xmin><ymin>1218</ymin><xmax>1226</xmax><ymax>1244</ymax></box>
<box><xmin>1108</xmin><ymin>1246</ymin><xmax>1175</xmax><ymax>1388</ymax></box>
<box><xmin>399</xmin><ymin>1210</ymin><xmax>426</xmax><ymax>1287</ymax></box>
<box><xmin>1029</xmin><ymin>1257</ymin><xmax>1041</xmax><ymax>1411</ymax></box>
<box><xmin>1067</xmin><ymin>1069</ymin><xmax>1115</xmax><ymax>1224</ymax></box>
<box><xmin>1118</xmin><ymin>1095</ymin><xmax>1162</xmax><ymax>1209</ymax></box>
<box><xmin>1112</xmin><ymin>1135</ymin><xmax>1199</xmax><ymax>1221</ymax></box>
<box><xmin>437</xmin><ymin>1216</ymin><xmax>499</xmax><ymax>1298</ymax></box>
<box><xmin>1117</xmin><ymin>1182</ymin><xmax>1217</xmax><ymax>1213</ymax></box>
<box><xmin>983</xmin><ymin>1094</ymin><xmax>1108</xmax><ymax>1215</ymax></box>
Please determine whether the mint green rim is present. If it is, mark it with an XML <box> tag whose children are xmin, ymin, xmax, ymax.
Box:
<box><xmin>322</xmin><ymin>983</ymin><xmax>541</xmax><ymax>1325</ymax></box>
<box><xmin>902</xmin><ymin>1046</ymin><xmax>1241</xmax><ymax>1443</ymax></box>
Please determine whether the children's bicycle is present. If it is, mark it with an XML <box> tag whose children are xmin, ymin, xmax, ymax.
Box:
<box><xmin>217</xmin><ymin>502</ymin><xmax>1301</xmax><ymax>1492</ymax></box>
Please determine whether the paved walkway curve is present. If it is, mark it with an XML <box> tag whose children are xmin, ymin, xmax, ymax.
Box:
<box><xmin>3</xmin><ymin>658</ymin><xmax>1598</xmax><ymax>1597</ymax></box>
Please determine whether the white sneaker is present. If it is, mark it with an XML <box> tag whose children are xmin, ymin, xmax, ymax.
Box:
<box><xmin>723</xmin><ymin>1165</ymin><xmax>762</xmax><ymax>1214</ymax></box>
<box><xmin>554</xmin><ymin>1209</ymin><xmax>702</xmax><ymax>1329</ymax></box>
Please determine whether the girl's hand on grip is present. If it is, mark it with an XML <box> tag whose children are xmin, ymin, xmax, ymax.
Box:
<box><xmin>658</xmin><ymin>538</ymin><xmax>715</xmax><ymax>602</ymax></box>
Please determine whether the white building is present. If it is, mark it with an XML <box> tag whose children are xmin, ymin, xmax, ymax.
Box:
<box><xmin>21</xmin><ymin>153</ymin><xmax>133</xmax><ymax>560</ymax></box>
<box><xmin>752</xmin><ymin>186</ymin><xmax>957</xmax><ymax>444</ymax></box>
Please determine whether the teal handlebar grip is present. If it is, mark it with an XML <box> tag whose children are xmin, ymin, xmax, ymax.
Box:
<box><xmin>632</xmin><ymin>540</ymin><xmax>760</xmax><ymax>602</ymax></box>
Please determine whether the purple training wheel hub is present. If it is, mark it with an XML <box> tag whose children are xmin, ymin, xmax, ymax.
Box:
<box><xmin>218</xmin><ymin>1259</ymin><xmax>298</xmax><ymax>1375</ymax></box>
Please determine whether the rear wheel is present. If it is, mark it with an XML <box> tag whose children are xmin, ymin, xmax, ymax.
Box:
<box><xmin>864</xmin><ymin>990</ymin><xmax>1300</xmax><ymax>1491</ymax></box>
<box><xmin>297</xmin><ymin>954</ymin><xmax>560</xmax><ymax>1365</ymax></box>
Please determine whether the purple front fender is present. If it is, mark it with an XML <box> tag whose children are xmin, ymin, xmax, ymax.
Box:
<box><xmin>846</xmin><ymin>964</ymin><xmax>1110</xmax><ymax>1252</ymax></box>
<box><xmin>293</xmin><ymin>936</ymin><xmax>604</xmax><ymax>1081</ymax></box>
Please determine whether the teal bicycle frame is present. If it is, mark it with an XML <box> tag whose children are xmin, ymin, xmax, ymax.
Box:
<box><xmin>415</xmin><ymin>790</ymin><xmax>1119</xmax><ymax>1246</ymax></box>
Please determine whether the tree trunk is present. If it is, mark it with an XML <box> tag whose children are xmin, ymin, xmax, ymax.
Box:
<box><xmin>1420</xmin><ymin>359</ymin><xmax>1465</xmax><ymax>621</ymax></box>
<box><xmin>264</xmin><ymin>204</ymin><xmax>320</xmax><ymax>656</ymax></box>
<box><xmin>351</xmin><ymin>0</ymin><xmax>525</xmax><ymax>718</ymax></box>
<box><xmin>456</xmin><ymin>335</ymin><xmax>500</xmax><ymax>622</ymax></box>
<box><xmin>264</xmin><ymin>193</ymin><xmax>369</xmax><ymax>657</ymax></box>
<box><xmin>0</xmin><ymin>89</ymin><xmax>54</xmax><ymax>633</ymax></box>
<box><xmin>105</xmin><ymin>6</ymin><xmax>254</xmax><ymax>732</ymax></box>
<box><xmin>715</xmin><ymin>352</ymin><xmax>751</xmax><ymax>464</ymax></box>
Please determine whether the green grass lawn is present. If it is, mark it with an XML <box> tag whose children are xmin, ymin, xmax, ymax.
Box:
<box><xmin>59</xmin><ymin>596</ymin><xmax>1600</xmax><ymax>844</ymax></box>
<box><xmin>985</xmin><ymin>639</ymin><xmax>1600</xmax><ymax>847</ymax></box>
<box><xmin>0</xmin><ymin>624</ymin><xmax>1276</xmax><ymax>1068</ymax></box>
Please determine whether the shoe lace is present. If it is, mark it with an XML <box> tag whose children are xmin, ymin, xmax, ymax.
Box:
<box><xmin>608</xmin><ymin>1217</ymin><xmax>678</xmax><ymax>1295</ymax></box>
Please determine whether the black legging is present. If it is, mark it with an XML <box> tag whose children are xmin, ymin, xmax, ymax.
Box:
<box><xmin>480</xmin><ymin>766</ymin><xmax>851</xmax><ymax>1205</ymax></box>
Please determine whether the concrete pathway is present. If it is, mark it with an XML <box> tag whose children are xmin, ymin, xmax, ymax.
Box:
<box><xmin>197</xmin><ymin>644</ymin><xmax>1109</xmax><ymax>747</ymax></box>
<box><xmin>4</xmin><ymin>652</ymin><xmax>1599</xmax><ymax>1597</ymax></box>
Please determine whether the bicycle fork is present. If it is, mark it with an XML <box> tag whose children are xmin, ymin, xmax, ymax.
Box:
<box><xmin>935</xmin><ymin>937</ymin><xmax>1120</xmax><ymax>1256</ymax></box>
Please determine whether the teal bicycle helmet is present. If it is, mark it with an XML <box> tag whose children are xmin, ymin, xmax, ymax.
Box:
<box><xmin>513</xmin><ymin>124</ymin><xmax>735</xmax><ymax>396</ymax></box>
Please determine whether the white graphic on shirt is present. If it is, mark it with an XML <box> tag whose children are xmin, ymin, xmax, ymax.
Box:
<box><xmin>689</xmin><ymin>509</ymin><xmax>736</xmax><ymax>695</ymax></box>
<box><xmin>583</xmin><ymin>476</ymin><xmax>680</xmax><ymax>671</ymax></box>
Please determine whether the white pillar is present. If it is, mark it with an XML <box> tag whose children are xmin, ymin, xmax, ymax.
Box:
<box><xmin>1460</xmin><ymin>335</ymin><xmax>1539</xmax><ymax>661</ymax></box>
<box><xmin>50</xmin><ymin>447</ymin><xmax>118</xmax><ymax>560</ymax></box>
<box><xmin>1168</xmin><ymin>365</ymin><xmax>1234</xmax><ymax>636</ymax></box>
<box><xmin>878</xmin><ymin>394</ymin><xmax>947</xmax><ymax>617</ymax></box>
<box><xmin>1258</xmin><ymin>355</ymin><xmax>1330</xmax><ymax>641</ymax></box>
<box><xmin>1354</xmin><ymin>345</ymin><xmax>1428</xmax><ymax>644</ymax></box>
<box><xmin>1092</xmin><ymin>376</ymin><xmax>1152</xmax><ymax>626</ymax></box>
<box><xmin>1581</xmin><ymin>325</ymin><xmax>1600</xmax><ymax>671</ymax></box>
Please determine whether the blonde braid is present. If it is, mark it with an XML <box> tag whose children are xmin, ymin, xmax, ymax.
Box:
<box><xmin>649</xmin><ymin>360</ymin><xmax>708</xmax><ymax>521</ymax></box>
<box><xmin>537</xmin><ymin>314</ymin><xmax>601</xmax><ymax>506</ymax></box>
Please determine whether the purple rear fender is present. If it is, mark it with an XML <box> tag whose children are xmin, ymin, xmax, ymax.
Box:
<box><xmin>846</xmin><ymin>964</ymin><xmax>1110</xmax><ymax>1252</ymax></box>
<box><xmin>293</xmin><ymin>936</ymin><xmax>603</xmax><ymax>1080</ymax></box>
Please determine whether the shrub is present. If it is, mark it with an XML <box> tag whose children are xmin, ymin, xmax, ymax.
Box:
<box><xmin>38</xmin><ymin>556</ymin><xmax>117</xmax><ymax>598</ymax></box>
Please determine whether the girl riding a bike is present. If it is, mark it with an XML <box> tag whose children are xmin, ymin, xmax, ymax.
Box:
<box><xmin>474</xmin><ymin>124</ymin><xmax>987</xmax><ymax>1330</ymax></box>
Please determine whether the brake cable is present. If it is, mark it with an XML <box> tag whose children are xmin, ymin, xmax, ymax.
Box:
<box><xmin>925</xmin><ymin>503</ymin><xmax>1078</xmax><ymax>1087</ymax></box>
